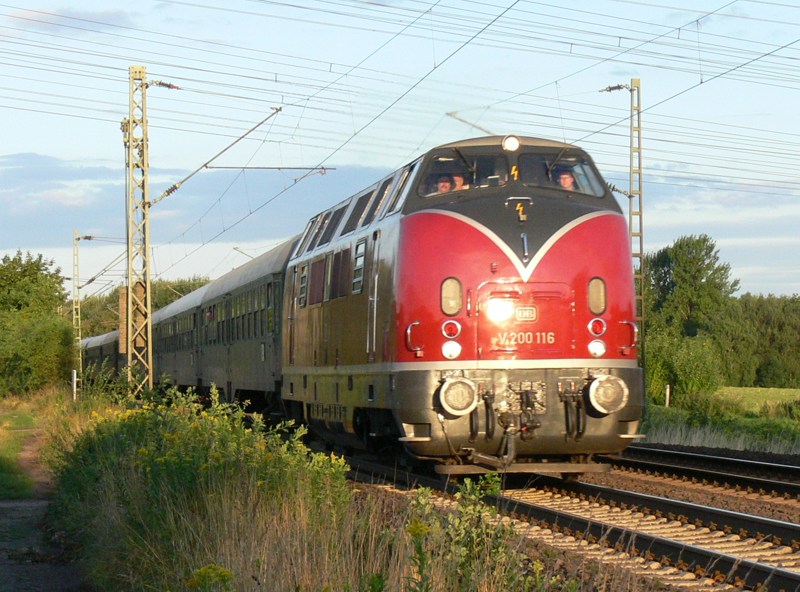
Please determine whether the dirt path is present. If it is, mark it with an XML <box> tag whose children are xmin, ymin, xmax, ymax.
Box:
<box><xmin>0</xmin><ymin>430</ymin><xmax>92</xmax><ymax>592</ymax></box>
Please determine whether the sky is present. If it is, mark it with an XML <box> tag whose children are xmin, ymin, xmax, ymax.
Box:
<box><xmin>1</xmin><ymin>0</ymin><xmax>800</xmax><ymax>298</ymax></box>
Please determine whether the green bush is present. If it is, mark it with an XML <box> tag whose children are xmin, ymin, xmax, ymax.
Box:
<box><xmin>0</xmin><ymin>312</ymin><xmax>74</xmax><ymax>397</ymax></box>
<box><xmin>645</xmin><ymin>332</ymin><xmax>723</xmax><ymax>404</ymax></box>
<box><xmin>49</xmin><ymin>388</ymin><xmax>352</xmax><ymax>590</ymax></box>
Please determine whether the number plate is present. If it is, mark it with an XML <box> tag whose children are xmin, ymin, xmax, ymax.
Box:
<box><xmin>515</xmin><ymin>306</ymin><xmax>538</xmax><ymax>322</ymax></box>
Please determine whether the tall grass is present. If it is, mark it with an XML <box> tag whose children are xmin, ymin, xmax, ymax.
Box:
<box><xmin>47</xmin><ymin>386</ymin><xmax>604</xmax><ymax>591</ymax></box>
<box><xmin>643</xmin><ymin>391</ymin><xmax>800</xmax><ymax>456</ymax></box>
<box><xmin>0</xmin><ymin>396</ymin><xmax>37</xmax><ymax>498</ymax></box>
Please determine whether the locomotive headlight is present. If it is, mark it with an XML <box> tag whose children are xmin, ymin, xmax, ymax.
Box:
<box><xmin>502</xmin><ymin>135</ymin><xmax>521</xmax><ymax>152</ymax></box>
<box><xmin>441</xmin><ymin>340</ymin><xmax>462</xmax><ymax>360</ymax></box>
<box><xmin>439</xmin><ymin>377</ymin><xmax>478</xmax><ymax>416</ymax></box>
<box><xmin>587</xmin><ymin>374</ymin><xmax>629</xmax><ymax>415</ymax></box>
<box><xmin>485</xmin><ymin>298</ymin><xmax>515</xmax><ymax>323</ymax></box>
<box><xmin>588</xmin><ymin>339</ymin><xmax>606</xmax><ymax>357</ymax></box>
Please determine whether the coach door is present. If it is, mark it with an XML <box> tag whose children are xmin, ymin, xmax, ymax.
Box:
<box><xmin>225</xmin><ymin>297</ymin><xmax>233</xmax><ymax>400</ymax></box>
<box><xmin>476</xmin><ymin>282</ymin><xmax>574</xmax><ymax>360</ymax></box>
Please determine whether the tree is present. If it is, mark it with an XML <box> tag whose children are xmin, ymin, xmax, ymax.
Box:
<box><xmin>645</xmin><ymin>234</ymin><xmax>739</xmax><ymax>337</ymax></box>
<box><xmin>0</xmin><ymin>251</ymin><xmax>72</xmax><ymax>397</ymax></box>
<box><xmin>644</xmin><ymin>235</ymin><xmax>741</xmax><ymax>398</ymax></box>
<box><xmin>0</xmin><ymin>251</ymin><xmax>66</xmax><ymax>314</ymax></box>
<box><xmin>740</xmin><ymin>293</ymin><xmax>800</xmax><ymax>387</ymax></box>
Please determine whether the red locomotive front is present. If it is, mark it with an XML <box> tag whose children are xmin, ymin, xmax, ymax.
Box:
<box><xmin>392</xmin><ymin>135</ymin><xmax>643</xmax><ymax>474</ymax></box>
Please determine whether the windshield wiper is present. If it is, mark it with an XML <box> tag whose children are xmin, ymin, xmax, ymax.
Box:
<box><xmin>546</xmin><ymin>147</ymin><xmax>571</xmax><ymax>181</ymax></box>
<box><xmin>452</xmin><ymin>147</ymin><xmax>476</xmax><ymax>176</ymax></box>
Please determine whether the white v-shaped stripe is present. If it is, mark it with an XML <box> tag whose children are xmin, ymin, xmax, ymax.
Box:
<box><xmin>416</xmin><ymin>209</ymin><xmax>621</xmax><ymax>282</ymax></box>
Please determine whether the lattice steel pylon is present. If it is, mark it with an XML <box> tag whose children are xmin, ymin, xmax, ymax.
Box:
<box><xmin>628</xmin><ymin>79</ymin><xmax>644</xmax><ymax>335</ymax></box>
<box><xmin>121</xmin><ymin>65</ymin><xmax>153</xmax><ymax>395</ymax></box>
<box><xmin>72</xmin><ymin>229</ymin><xmax>82</xmax><ymax>392</ymax></box>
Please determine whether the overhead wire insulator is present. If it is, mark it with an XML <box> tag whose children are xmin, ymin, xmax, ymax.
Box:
<box><xmin>149</xmin><ymin>80</ymin><xmax>181</xmax><ymax>90</ymax></box>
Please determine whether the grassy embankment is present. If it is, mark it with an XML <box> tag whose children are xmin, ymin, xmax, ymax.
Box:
<box><xmin>22</xmin><ymin>380</ymin><xmax>617</xmax><ymax>592</ymax></box>
<box><xmin>3</xmin><ymin>380</ymin><xmax>798</xmax><ymax>591</ymax></box>
<box><xmin>643</xmin><ymin>387</ymin><xmax>800</xmax><ymax>455</ymax></box>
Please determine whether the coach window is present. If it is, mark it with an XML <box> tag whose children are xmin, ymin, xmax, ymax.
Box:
<box><xmin>352</xmin><ymin>239</ymin><xmax>367</xmax><ymax>294</ymax></box>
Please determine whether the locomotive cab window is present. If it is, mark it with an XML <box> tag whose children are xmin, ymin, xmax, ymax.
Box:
<box><xmin>518</xmin><ymin>153</ymin><xmax>606</xmax><ymax>197</ymax></box>
<box><xmin>419</xmin><ymin>150</ymin><xmax>509</xmax><ymax>197</ymax></box>
<box><xmin>383</xmin><ymin>160</ymin><xmax>419</xmax><ymax>216</ymax></box>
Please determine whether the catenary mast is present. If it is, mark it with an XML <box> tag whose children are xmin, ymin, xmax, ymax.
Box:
<box><xmin>120</xmin><ymin>65</ymin><xmax>153</xmax><ymax>395</ymax></box>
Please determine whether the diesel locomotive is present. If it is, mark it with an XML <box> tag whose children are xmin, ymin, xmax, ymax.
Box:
<box><xmin>84</xmin><ymin>135</ymin><xmax>644</xmax><ymax>475</ymax></box>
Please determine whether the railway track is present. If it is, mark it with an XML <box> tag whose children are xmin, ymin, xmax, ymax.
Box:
<box><xmin>502</xmin><ymin>475</ymin><xmax>800</xmax><ymax>591</ymax></box>
<box><xmin>346</xmin><ymin>455</ymin><xmax>800</xmax><ymax>591</ymax></box>
<box><xmin>602</xmin><ymin>446</ymin><xmax>800</xmax><ymax>500</ymax></box>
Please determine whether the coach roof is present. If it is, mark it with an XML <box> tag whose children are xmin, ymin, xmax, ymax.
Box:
<box><xmin>201</xmin><ymin>238</ymin><xmax>297</xmax><ymax>304</ymax></box>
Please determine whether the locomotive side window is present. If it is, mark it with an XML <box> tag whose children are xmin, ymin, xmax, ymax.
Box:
<box><xmin>294</xmin><ymin>215</ymin><xmax>319</xmax><ymax>258</ymax></box>
<box><xmin>352</xmin><ymin>239</ymin><xmax>367</xmax><ymax>294</ymax></box>
<box><xmin>362</xmin><ymin>177</ymin><xmax>393</xmax><ymax>227</ymax></box>
<box><xmin>306</xmin><ymin>211</ymin><xmax>331</xmax><ymax>253</ymax></box>
<box><xmin>384</xmin><ymin>160</ymin><xmax>418</xmax><ymax>216</ymax></box>
<box><xmin>342</xmin><ymin>188</ymin><xmax>375</xmax><ymax>235</ymax></box>
<box><xmin>318</xmin><ymin>205</ymin><xmax>347</xmax><ymax>247</ymax></box>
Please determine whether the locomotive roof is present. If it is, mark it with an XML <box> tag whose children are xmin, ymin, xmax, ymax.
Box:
<box><xmin>202</xmin><ymin>237</ymin><xmax>297</xmax><ymax>303</ymax></box>
<box><xmin>431</xmin><ymin>135</ymin><xmax>578</xmax><ymax>151</ymax></box>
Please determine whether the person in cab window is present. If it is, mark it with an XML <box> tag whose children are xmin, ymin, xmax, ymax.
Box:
<box><xmin>436</xmin><ymin>174</ymin><xmax>454</xmax><ymax>194</ymax></box>
<box><xmin>556</xmin><ymin>169</ymin><xmax>576</xmax><ymax>191</ymax></box>
<box><xmin>452</xmin><ymin>172</ymin><xmax>470</xmax><ymax>191</ymax></box>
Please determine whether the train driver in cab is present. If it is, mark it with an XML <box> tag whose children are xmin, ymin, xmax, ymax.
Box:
<box><xmin>452</xmin><ymin>172</ymin><xmax>470</xmax><ymax>191</ymax></box>
<box><xmin>556</xmin><ymin>168</ymin><xmax>577</xmax><ymax>191</ymax></box>
<box><xmin>435</xmin><ymin>174</ymin><xmax>454</xmax><ymax>194</ymax></box>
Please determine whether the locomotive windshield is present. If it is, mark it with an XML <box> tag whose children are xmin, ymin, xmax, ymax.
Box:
<box><xmin>418</xmin><ymin>146</ymin><xmax>607</xmax><ymax>198</ymax></box>
<box><xmin>519</xmin><ymin>152</ymin><xmax>606</xmax><ymax>197</ymax></box>
<box><xmin>419</xmin><ymin>149</ymin><xmax>509</xmax><ymax>196</ymax></box>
